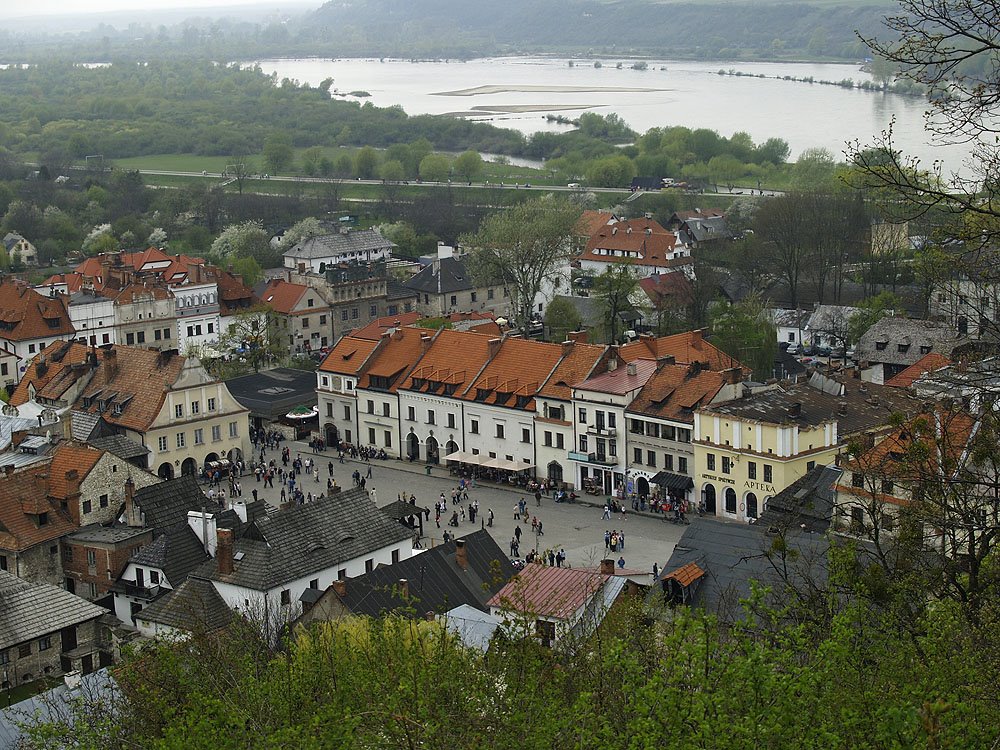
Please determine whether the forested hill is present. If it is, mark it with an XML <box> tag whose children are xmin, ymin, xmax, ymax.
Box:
<box><xmin>306</xmin><ymin>0</ymin><xmax>893</xmax><ymax>60</ymax></box>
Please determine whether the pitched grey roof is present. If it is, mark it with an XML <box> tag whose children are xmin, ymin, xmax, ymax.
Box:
<box><xmin>0</xmin><ymin>571</ymin><xmax>105</xmax><ymax>649</ymax></box>
<box><xmin>805</xmin><ymin>304</ymin><xmax>860</xmax><ymax>338</ymax></box>
<box><xmin>681</xmin><ymin>215</ymin><xmax>729</xmax><ymax>243</ymax></box>
<box><xmin>856</xmin><ymin>316</ymin><xmax>960</xmax><ymax>367</ymax></box>
<box><xmin>69</xmin><ymin>410</ymin><xmax>100</xmax><ymax>441</ymax></box>
<box><xmin>201</xmin><ymin>487</ymin><xmax>414</xmax><ymax>591</ymax></box>
<box><xmin>443</xmin><ymin>604</ymin><xmax>501</xmax><ymax>651</ymax></box>
<box><xmin>130</xmin><ymin>524</ymin><xmax>210</xmax><ymax>587</ymax></box>
<box><xmin>759</xmin><ymin>464</ymin><xmax>839</xmax><ymax>533</ymax></box>
<box><xmin>131</xmin><ymin>475</ymin><xmax>216</xmax><ymax>531</ymax></box>
<box><xmin>403</xmin><ymin>256</ymin><xmax>477</xmax><ymax>295</ymax></box>
<box><xmin>136</xmin><ymin>577</ymin><xmax>233</xmax><ymax>633</ymax></box>
<box><xmin>335</xmin><ymin>530</ymin><xmax>515</xmax><ymax>617</ymax></box>
<box><xmin>89</xmin><ymin>434</ymin><xmax>150</xmax><ymax>461</ymax></box>
<box><xmin>285</xmin><ymin>229</ymin><xmax>394</xmax><ymax>260</ymax></box>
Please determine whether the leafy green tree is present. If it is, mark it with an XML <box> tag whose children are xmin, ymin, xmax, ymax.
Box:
<box><xmin>453</xmin><ymin>150</ymin><xmax>484</xmax><ymax>183</ymax></box>
<box><xmin>418</xmin><ymin>153</ymin><xmax>452</xmax><ymax>182</ymax></box>
<box><xmin>585</xmin><ymin>155</ymin><xmax>636</xmax><ymax>188</ymax></box>
<box><xmin>263</xmin><ymin>132</ymin><xmax>295</xmax><ymax>174</ymax></box>
<box><xmin>848</xmin><ymin>291</ymin><xmax>901</xmax><ymax>343</ymax></box>
<box><xmin>792</xmin><ymin>147</ymin><xmax>837</xmax><ymax>190</ymax></box>
<box><xmin>354</xmin><ymin>146</ymin><xmax>380</xmax><ymax>179</ymax></box>
<box><xmin>544</xmin><ymin>295</ymin><xmax>583</xmax><ymax>342</ymax></box>
<box><xmin>710</xmin><ymin>294</ymin><xmax>775</xmax><ymax>378</ymax></box>
<box><xmin>379</xmin><ymin>159</ymin><xmax>406</xmax><ymax>182</ymax></box>
<box><xmin>591</xmin><ymin>261</ymin><xmax>642</xmax><ymax>343</ymax></box>
<box><xmin>228</xmin><ymin>256</ymin><xmax>263</xmax><ymax>288</ymax></box>
<box><xmin>82</xmin><ymin>223</ymin><xmax>118</xmax><ymax>255</ymax></box>
<box><xmin>461</xmin><ymin>197</ymin><xmax>581</xmax><ymax>334</ymax></box>
<box><xmin>211</xmin><ymin>220</ymin><xmax>276</xmax><ymax>266</ymax></box>
<box><xmin>220</xmin><ymin>305</ymin><xmax>284</xmax><ymax>373</ymax></box>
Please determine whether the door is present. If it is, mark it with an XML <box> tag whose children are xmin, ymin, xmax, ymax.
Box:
<box><xmin>703</xmin><ymin>484</ymin><xmax>716</xmax><ymax>514</ymax></box>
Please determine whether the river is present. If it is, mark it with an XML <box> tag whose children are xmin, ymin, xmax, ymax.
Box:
<box><xmin>255</xmin><ymin>56</ymin><xmax>971</xmax><ymax>172</ymax></box>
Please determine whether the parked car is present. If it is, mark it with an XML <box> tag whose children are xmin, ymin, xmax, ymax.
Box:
<box><xmin>830</xmin><ymin>347</ymin><xmax>846</xmax><ymax>359</ymax></box>
<box><xmin>815</xmin><ymin>345</ymin><xmax>832</xmax><ymax>357</ymax></box>
<box><xmin>786</xmin><ymin>343</ymin><xmax>801</xmax><ymax>355</ymax></box>
<box><xmin>800</xmin><ymin>344</ymin><xmax>816</xmax><ymax>356</ymax></box>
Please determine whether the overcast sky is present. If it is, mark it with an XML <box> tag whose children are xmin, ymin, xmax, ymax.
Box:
<box><xmin>1</xmin><ymin>0</ymin><xmax>314</xmax><ymax>20</ymax></box>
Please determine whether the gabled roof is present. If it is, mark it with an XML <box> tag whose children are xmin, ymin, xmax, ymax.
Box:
<box><xmin>359</xmin><ymin>327</ymin><xmax>433</xmax><ymax>392</ymax></box>
<box><xmin>351</xmin><ymin>312</ymin><xmax>423</xmax><ymax>340</ymax></box>
<box><xmin>537</xmin><ymin>342</ymin><xmax>606</xmax><ymax>401</ymax></box>
<box><xmin>0</xmin><ymin>463</ymin><xmax>77</xmax><ymax>552</ymax></box>
<box><xmin>0</xmin><ymin>278</ymin><xmax>75</xmax><ymax>342</ymax></box>
<box><xmin>201</xmin><ymin>487</ymin><xmax>413</xmax><ymax>591</ymax></box>
<box><xmin>0</xmin><ymin>571</ymin><xmax>105</xmax><ymax>648</ymax></box>
<box><xmin>759</xmin><ymin>464</ymin><xmax>839</xmax><ymax>533</ymax></box>
<box><xmin>580</xmin><ymin>218</ymin><xmax>685</xmax><ymax>269</ymax></box>
<box><xmin>626</xmin><ymin>363</ymin><xmax>729</xmax><ymax>424</ymax></box>
<box><xmin>575</xmin><ymin>210</ymin><xmax>618</xmax><ymax>237</ymax></box>
<box><xmin>319</xmin><ymin>335</ymin><xmax>381</xmax><ymax>376</ymax></box>
<box><xmin>130</xmin><ymin>523</ymin><xmax>210</xmax><ymax>586</ymax></box>
<box><xmin>488</xmin><ymin>563</ymin><xmax>608</xmax><ymax>620</ymax></box>
<box><xmin>211</xmin><ymin>267</ymin><xmax>258</xmax><ymax>316</ymax></box>
<box><xmin>575</xmin><ymin>358</ymin><xmax>658</xmax><ymax>395</ymax></box>
<box><xmin>619</xmin><ymin>331</ymin><xmax>744</xmax><ymax>373</ymax></box>
<box><xmin>131</xmin><ymin>475</ymin><xmax>212</xmax><ymax>532</ymax></box>
<box><xmin>47</xmin><ymin>442</ymin><xmax>104</xmax><ymax>500</ymax></box>
<box><xmin>136</xmin><ymin>576</ymin><xmax>233</xmax><ymax>633</ymax></box>
<box><xmin>333</xmin><ymin>530</ymin><xmax>515</xmax><ymax>617</ymax></box>
<box><xmin>259</xmin><ymin>279</ymin><xmax>309</xmax><ymax>315</ymax></box>
<box><xmin>857</xmin><ymin>316</ymin><xmax>959</xmax><ymax>366</ymax></box>
<box><xmin>10</xmin><ymin>340</ymin><xmax>91</xmax><ymax>407</ymax></box>
<box><xmin>285</xmin><ymin>228</ymin><xmax>394</xmax><ymax>260</ymax></box>
<box><xmin>402</xmin><ymin>256</ymin><xmax>477</xmax><ymax>295</ymax></box>
<box><xmin>462</xmin><ymin>337</ymin><xmax>564</xmax><ymax>410</ymax></box>
<box><xmin>885</xmin><ymin>352</ymin><xmax>952</xmax><ymax>388</ymax></box>
<box><xmin>400</xmin><ymin>328</ymin><xmax>495</xmax><ymax>394</ymax></box>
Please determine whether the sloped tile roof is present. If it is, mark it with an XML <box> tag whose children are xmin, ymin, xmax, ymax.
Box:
<box><xmin>576</xmin><ymin>358</ymin><xmax>658</xmax><ymax>395</ymax></box>
<box><xmin>575</xmin><ymin>210</ymin><xmax>617</xmax><ymax>236</ymax></box>
<box><xmin>400</xmin><ymin>329</ymin><xmax>495</xmax><ymax>393</ymax></box>
<box><xmin>402</xmin><ymin>256</ymin><xmax>477</xmax><ymax>295</ymax></box>
<box><xmin>885</xmin><ymin>352</ymin><xmax>952</xmax><ymax>388</ymax></box>
<box><xmin>131</xmin><ymin>523</ymin><xmax>210</xmax><ymax>587</ymax></box>
<box><xmin>619</xmin><ymin>331</ymin><xmax>745</xmax><ymax>372</ymax></box>
<box><xmin>318</xmin><ymin>335</ymin><xmax>380</xmax><ymax>376</ymax></box>
<box><xmin>0</xmin><ymin>278</ymin><xmax>75</xmax><ymax>342</ymax></box>
<box><xmin>47</xmin><ymin>442</ymin><xmax>104</xmax><ymax>500</ymax></box>
<box><xmin>10</xmin><ymin>340</ymin><xmax>91</xmax><ymax>407</ymax></box>
<box><xmin>579</xmin><ymin>218</ymin><xmax>683</xmax><ymax>269</ymax></box>
<box><xmin>132</xmin><ymin>475</ymin><xmax>213</xmax><ymax>532</ymax></box>
<box><xmin>359</xmin><ymin>327</ymin><xmax>432</xmax><ymax>391</ymax></box>
<box><xmin>351</xmin><ymin>312</ymin><xmax>423</xmax><ymax>340</ymax></box>
<box><xmin>136</xmin><ymin>576</ymin><xmax>233</xmax><ymax>633</ymax></box>
<box><xmin>462</xmin><ymin>338</ymin><xmax>564</xmax><ymax>410</ymax></box>
<box><xmin>285</xmin><ymin>229</ymin><xmax>394</xmax><ymax>260</ymax></box>
<box><xmin>856</xmin><ymin>316</ymin><xmax>959</xmax><ymax>367</ymax></box>
<box><xmin>0</xmin><ymin>571</ymin><xmax>105</xmax><ymax>648</ymax></box>
<box><xmin>638</xmin><ymin>272</ymin><xmax>694</xmax><ymax>307</ymax></box>
<box><xmin>488</xmin><ymin>563</ymin><xmax>608</xmax><ymax>620</ymax></box>
<box><xmin>626</xmin><ymin>363</ymin><xmax>727</xmax><ymax>424</ymax></box>
<box><xmin>537</xmin><ymin>342</ymin><xmax>606</xmax><ymax>401</ymax></box>
<box><xmin>259</xmin><ymin>279</ymin><xmax>309</xmax><ymax>315</ymax></box>
<box><xmin>0</xmin><ymin>464</ymin><xmax>77</xmax><ymax>552</ymax></box>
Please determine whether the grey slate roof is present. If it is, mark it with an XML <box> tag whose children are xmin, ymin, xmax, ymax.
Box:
<box><xmin>89</xmin><ymin>434</ymin><xmax>150</xmax><ymax>461</ymax></box>
<box><xmin>200</xmin><ymin>487</ymin><xmax>414</xmax><ymax>591</ymax></box>
<box><xmin>130</xmin><ymin>523</ymin><xmax>210</xmax><ymax>587</ymax></box>
<box><xmin>285</xmin><ymin>229</ymin><xmax>394</xmax><ymax>260</ymax></box>
<box><xmin>443</xmin><ymin>604</ymin><xmax>502</xmax><ymax>651</ymax></box>
<box><xmin>759</xmin><ymin>464</ymin><xmax>839</xmax><ymax>533</ymax></box>
<box><xmin>656</xmin><ymin>521</ymin><xmax>830</xmax><ymax>618</ymax></box>
<box><xmin>335</xmin><ymin>529</ymin><xmax>515</xmax><ymax>617</ymax></box>
<box><xmin>69</xmin><ymin>410</ymin><xmax>100</xmax><ymax>441</ymax></box>
<box><xmin>0</xmin><ymin>669</ymin><xmax>118</xmax><ymax>749</ymax></box>
<box><xmin>0</xmin><ymin>571</ymin><xmax>105</xmax><ymax>649</ymax></box>
<box><xmin>402</xmin><ymin>256</ymin><xmax>477</xmax><ymax>295</ymax></box>
<box><xmin>224</xmin><ymin>367</ymin><xmax>318</xmax><ymax>420</ymax></box>
<box><xmin>131</xmin><ymin>475</ymin><xmax>216</xmax><ymax>531</ymax></box>
<box><xmin>856</xmin><ymin>316</ymin><xmax>960</xmax><ymax>367</ymax></box>
<box><xmin>136</xmin><ymin>577</ymin><xmax>233</xmax><ymax>633</ymax></box>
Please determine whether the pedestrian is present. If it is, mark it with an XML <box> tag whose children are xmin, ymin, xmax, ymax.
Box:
<box><xmin>535</xmin><ymin>490</ymin><xmax>541</xmax><ymax>507</ymax></box>
<box><xmin>510</xmin><ymin>537</ymin><xmax>517</xmax><ymax>556</ymax></box>
<box><xmin>617</xmin><ymin>556</ymin><xmax>626</xmax><ymax>569</ymax></box>
<box><xmin>313</xmin><ymin>467</ymin><xmax>319</xmax><ymax>483</ymax></box>
<box><xmin>513</xmin><ymin>503</ymin><xmax>520</xmax><ymax>520</ymax></box>
<box><xmin>537</xmin><ymin>520</ymin><xmax>543</xmax><ymax>536</ymax></box>
<box><xmin>531</xmin><ymin>516</ymin><xmax>538</xmax><ymax>533</ymax></box>
<box><xmin>652</xmin><ymin>562</ymin><xmax>659</xmax><ymax>579</ymax></box>
<box><xmin>548</xmin><ymin>550</ymin><xmax>555</xmax><ymax>567</ymax></box>
<box><xmin>604</xmin><ymin>530</ymin><xmax>611</xmax><ymax>550</ymax></box>
<box><xmin>514</xmin><ymin>525</ymin><xmax>522</xmax><ymax>541</ymax></box>
<box><xmin>252</xmin><ymin>488</ymin><xmax>258</xmax><ymax>502</ymax></box>
<box><xmin>487</xmin><ymin>508</ymin><xmax>494</xmax><ymax>527</ymax></box>
<box><xmin>602</xmin><ymin>505</ymin><xmax>611</xmax><ymax>521</ymax></box>
<box><xmin>366</xmin><ymin>463</ymin><xmax>372</xmax><ymax>479</ymax></box>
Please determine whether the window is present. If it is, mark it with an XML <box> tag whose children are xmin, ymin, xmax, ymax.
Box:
<box><xmin>186</xmin><ymin>326</ymin><xmax>194</xmax><ymax>338</ymax></box>
<box><xmin>320</xmin><ymin>315</ymin><xmax>327</xmax><ymax>325</ymax></box>
<box><xmin>369</xmin><ymin>428</ymin><xmax>376</xmax><ymax>444</ymax></box>
<box><xmin>556</xmin><ymin>434</ymin><xmax>564</xmax><ymax>449</ymax></box>
<box><xmin>154</xmin><ymin>328</ymin><xmax>162</xmax><ymax>341</ymax></box>
<box><xmin>383</xmin><ymin>403</ymin><xmax>391</xmax><ymax>417</ymax></box>
<box><xmin>807</xmin><ymin>460</ymin><xmax>816</xmax><ymax>470</ymax></box>
<box><xmin>851</xmin><ymin>472</ymin><xmax>865</xmax><ymax>488</ymax></box>
<box><xmin>82</xmin><ymin>500</ymin><xmax>92</xmax><ymax>514</ymax></box>
<box><xmin>608</xmin><ymin>413</ymin><xmax>616</xmax><ymax>429</ymax></box>
<box><xmin>678</xmin><ymin>428</ymin><xmax>691</xmax><ymax>443</ymax></box>
<box><xmin>647</xmin><ymin>450</ymin><xmax>656</xmax><ymax>467</ymax></box>
<box><xmin>0</xmin><ymin>650</ymin><xmax>7</xmax><ymax>665</ymax></box>
<box><xmin>208</xmin><ymin>323</ymin><xmax>214</xmax><ymax>334</ymax></box>
<box><xmin>125</xmin><ymin>333</ymin><xmax>134</xmax><ymax>345</ymax></box>
<box><xmin>351</xmin><ymin>308</ymin><xmax>359</xmax><ymax>320</ymax></box>
<box><xmin>365</xmin><ymin>559</ymin><xmax>374</xmax><ymax>573</ymax></box>
<box><xmin>488</xmin><ymin>289</ymin><xmax>494</xmax><ymax>299</ymax></box>
<box><xmin>280</xmin><ymin>590</ymin><xmax>291</xmax><ymax>605</ymax></box>
<box><xmin>579</xmin><ymin>435</ymin><xmax>588</xmax><ymax>452</ymax></box>
<box><xmin>609</xmin><ymin>439</ymin><xmax>617</xmax><ymax>456</ymax></box>
<box><xmin>664</xmin><ymin>454</ymin><xmax>674</xmax><ymax>471</ymax></box>
<box><xmin>370</xmin><ymin>305</ymin><xmax>377</xmax><ymax>317</ymax></box>
<box><xmin>707</xmin><ymin>454</ymin><xmax>716</xmax><ymax>471</ymax></box>
<box><xmin>384</xmin><ymin>430</ymin><xmax>392</xmax><ymax>448</ymax></box>
<box><xmin>19</xmin><ymin>643</ymin><xmax>30</xmax><ymax>658</ymax></box>
<box><xmin>326</xmin><ymin>403</ymin><xmax>334</xmax><ymax>417</ymax></box>
<box><xmin>522</xmin><ymin>427</ymin><xmax>531</xmax><ymax>444</ymax></box>
<box><xmin>212</xmin><ymin>425</ymin><xmax>221</xmax><ymax>442</ymax></box>
<box><xmin>470</xmin><ymin>292</ymin><xmax>477</xmax><ymax>303</ymax></box>
<box><xmin>875</xmin><ymin>341</ymin><xmax>887</xmax><ymax>351</ymax></box>
<box><xmin>176</xmin><ymin>432</ymin><xmax>185</xmax><ymax>448</ymax></box>
<box><xmin>136</xmin><ymin>331</ymin><xmax>145</xmax><ymax>344</ymax></box>
<box><xmin>0</xmin><ymin>555</ymin><xmax>7</xmax><ymax>571</ymax></box>
<box><xmin>342</xmin><ymin>310</ymin><xmax>349</xmax><ymax>321</ymax></box>
<box><xmin>87</xmin><ymin>549</ymin><xmax>96</xmax><ymax>566</ymax></box>
<box><xmin>157</xmin><ymin>436</ymin><xmax>168</xmax><ymax>451</ymax></box>
<box><xmin>344</xmin><ymin>405</ymin><xmax>352</xmax><ymax>421</ymax></box>
<box><xmin>495</xmin><ymin>423</ymin><xmax>505</xmax><ymax>439</ymax></box>
<box><xmin>391</xmin><ymin>549</ymin><xmax>400</xmax><ymax>564</ymax></box>
<box><xmin>544</xmin><ymin>431</ymin><xmax>552</xmax><ymax>447</ymax></box>
<box><xmin>763</xmin><ymin>464</ymin><xmax>773</xmax><ymax>483</ymax></box>
<box><xmin>427</xmin><ymin>409</ymin><xmax>436</xmax><ymax>425</ymax></box>
<box><xmin>748</xmin><ymin>461</ymin><xmax>757</xmax><ymax>479</ymax></box>
<box><xmin>450</xmin><ymin>295</ymin><xmax>457</xmax><ymax>307</ymax></box>
<box><xmin>229</xmin><ymin>421</ymin><xmax>239</xmax><ymax>438</ymax></box>
<box><xmin>407</xmin><ymin>406</ymin><xmax>416</xmax><ymax>421</ymax></box>
<box><xmin>633</xmin><ymin>448</ymin><xmax>643</xmax><ymax>464</ymax></box>
<box><xmin>725</xmin><ymin>488</ymin><xmax>737</xmax><ymax>514</ymax></box>
<box><xmin>470</xmin><ymin>419</ymin><xmax>479</xmax><ymax>434</ymax></box>
<box><xmin>208</xmin><ymin>398</ymin><xmax>216</xmax><ymax>412</ymax></box>
<box><xmin>175</xmin><ymin>404</ymin><xmax>183</xmax><ymax>418</ymax></box>
<box><xmin>309</xmin><ymin>578</ymin><xmax>319</xmax><ymax>589</ymax></box>
<box><xmin>38</xmin><ymin>636</ymin><xmax>51</xmax><ymax>651</ymax></box>
<box><xmin>881</xmin><ymin>479</ymin><xmax>894</xmax><ymax>494</ymax></box>
<box><xmin>578</xmin><ymin>408</ymin><xmax>587</xmax><ymax>424</ymax></box>
<box><xmin>150</xmin><ymin>571</ymin><xmax>160</xmax><ymax>585</ymax></box>
<box><xmin>191</xmin><ymin>401</ymin><xmax>199</xmax><ymax>415</ymax></box>
<box><xmin>99</xmin><ymin>494</ymin><xmax>108</xmax><ymax>508</ymax></box>
<box><xmin>307</xmin><ymin>298</ymin><xmax>315</xmax><ymax>308</ymax></box>
<box><xmin>301</xmin><ymin>317</ymin><xmax>310</xmax><ymax>329</ymax></box>
<box><xmin>194</xmin><ymin>428</ymin><xmax>204</xmax><ymax>445</ymax></box>
<box><xmin>367</xmin><ymin>399</ymin><xmax>375</xmax><ymax>414</ymax></box>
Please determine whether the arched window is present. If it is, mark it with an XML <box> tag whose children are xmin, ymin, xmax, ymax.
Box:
<box><xmin>724</xmin><ymin>487</ymin><xmax>737</xmax><ymax>514</ymax></box>
<box><xmin>702</xmin><ymin>484</ymin><xmax>716</xmax><ymax>514</ymax></box>
<box><xmin>745</xmin><ymin>492</ymin><xmax>758</xmax><ymax>519</ymax></box>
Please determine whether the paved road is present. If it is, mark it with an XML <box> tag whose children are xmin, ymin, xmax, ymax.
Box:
<box><xmin>228</xmin><ymin>438</ymin><xmax>696</xmax><ymax>576</ymax></box>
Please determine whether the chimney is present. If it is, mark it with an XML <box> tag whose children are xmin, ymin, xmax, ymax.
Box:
<box><xmin>332</xmin><ymin>579</ymin><xmax>347</xmax><ymax>597</ymax></box>
<box><xmin>398</xmin><ymin>578</ymin><xmax>409</xmax><ymax>598</ymax></box>
<box><xmin>600</xmin><ymin>559</ymin><xmax>615</xmax><ymax>575</ymax></box>
<box><xmin>216</xmin><ymin>528</ymin><xmax>234</xmax><ymax>575</ymax></box>
<box><xmin>232</xmin><ymin>497</ymin><xmax>248</xmax><ymax>523</ymax></box>
<box><xmin>420</xmin><ymin>334</ymin><xmax>433</xmax><ymax>352</ymax></box>
<box><xmin>455</xmin><ymin>538</ymin><xmax>468</xmax><ymax>570</ymax></box>
<box><xmin>837</xmin><ymin>402</ymin><xmax>847</xmax><ymax>416</ymax></box>
<box><xmin>788</xmin><ymin>402</ymin><xmax>802</xmax><ymax>418</ymax></box>
<box><xmin>3</xmin><ymin>465</ymin><xmax>13</xmax><ymax>477</ymax></box>
<box><xmin>424</xmin><ymin>610</ymin><xmax>435</xmax><ymax>621</ymax></box>
<box><xmin>188</xmin><ymin>510</ymin><xmax>218</xmax><ymax>555</ymax></box>
<box><xmin>722</xmin><ymin>366</ymin><xmax>742</xmax><ymax>385</ymax></box>
<box><xmin>690</xmin><ymin>329</ymin><xmax>703</xmax><ymax>346</ymax></box>
<box><xmin>487</xmin><ymin>338</ymin><xmax>502</xmax><ymax>359</ymax></box>
<box><xmin>35</xmin><ymin>355</ymin><xmax>47</xmax><ymax>378</ymax></box>
<box><xmin>567</xmin><ymin>330</ymin><xmax>588</xmax><ymax>344</ymax></box>
<box><xmin>626</xmin><ymin>362</ymin><xmax>637</xmax><ymax>376</ymax></box>
<box><xmin>124</xmin><ymin>477</ymin><xmax>141</xmax><ymax>527</ymax></box>
<box><xmin>561</xmin><ymin>340</ymin><xmax>575</xmax><ymax>356</ymax></box>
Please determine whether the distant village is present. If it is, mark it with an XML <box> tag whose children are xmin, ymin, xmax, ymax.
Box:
<box><xmin>0</xmin><ymin>205</ymin><xmax>991</xmax><ymax>731</ymax></box>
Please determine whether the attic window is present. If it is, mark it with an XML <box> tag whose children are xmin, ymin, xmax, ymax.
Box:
<box><xmin>875</xmin><ymin>341</ymin><xmax>887</xmax><ymax>351</ymax></box>
<box><xmin>920</xmin><ymin>345</ymin><xmax>932</xmax><ymax>354</ymax></box>
<box><xmin>516</xmin><ymin>395</ymin><xmax>531</xmax><ymax>409</ymax></box>
<box><xmin>306</xmin><ymin>542</ymin><xmax>325</xmax><ymax>553</ymax></box>
<box><xmin>494</xmin><ymin>392</ymin><xmax>511</xmax><ymax>406</ymax></box>
<box><xmin>898</xmin><ymin>343</ymin><xmax>910</xmax><ymax>353</ymax></box>
<box><xmin>475</xmin><ymin>388</ymin><xmax>491</xmax><ymax>402</ymax></box>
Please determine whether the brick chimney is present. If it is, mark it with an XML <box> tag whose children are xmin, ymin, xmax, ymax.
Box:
<box><xmin>124</xmin><ymin>477</ymin><xmax>141</xmax><ymax>527</ymax></box>
<box><xmin>722</xmin><ymin>367</ymin><xmax>742</xmax><ymax>385</ymax></box>
<box><xmin>487</xmin><ymin>338</ymin><xmax>502</xmax><ymax>359</ymax></box>
<box><xmin>567</xmin><ymin>330</ymin><xmax>588</xmax><ymax>344</ymax></box>
<box><xmin>690</xmin><ymin>329</ymin><xmax>703</xmax><ymax>346</ymax></box>
<box><xmin>398</xmin><ymin>578</ymin><xmax>409</xmax><ymax>598</ymax></box>
<box><xmin>600</xmin><ymin>559</ymin><xmax>615</xmax><ymax>575</ymax></box>
<box><xmin>788</xmin><ymin>402</ymin><xmax>802</xmax><ymax>418</ymax></box>
<box><xmin>455</xmin><ymin>538</ymin><xmax>468</xmax><ymax>570</ymax></box>
<box><xmin>216</xmin><ymin>528</ymin><xmax>234</xmax><ymax>575</ymax></box>
<box><xmin>332</xmin><ymin>579</ymin><xmax>347</xmax><ymax>597</ymax></box>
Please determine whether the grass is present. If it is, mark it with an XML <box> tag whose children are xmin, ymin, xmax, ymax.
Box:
<box><xmin>1</xmin><ymin>677</ymin><xmax>61</xmax><ymax>708</ymax></box>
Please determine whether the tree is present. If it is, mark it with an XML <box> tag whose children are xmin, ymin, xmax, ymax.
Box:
<box><xmin>228</xmin><ymin>256</ymin><xmax>263</xmax><ymax>288</ymax></box>
<box><xmin>792</xmin><ymin>147</ymin><xmax>837</xmax><ymax>190</ymax></box>
<box><xmin>709</xmin><ymin>294</ymin><xmax>776</xmax><ymax>379</ymax></box>
<box><xmin>82</xmin><ymin>223</ymin><xmax>118</xmax><ymax>255</ymax></box>
<box><xmin>227</xmin><ymin>153</ymin><xmax>255</xmax><ymax>194</ymax></box>
<box><xmin>418</xmin><ymin>154</ymin><xmax>452</xmax><ymax>183</ymax></box>
<box><xmin>585</xmin><ymin>155</ymin><xmax>636</xmax><ymax>188</ymax></box>
<box><xmin>544</xmin><ymin>296</ymin><xmax>583</xmax><ymax>342</ymax></box>
<box><xmin>461</xmin><ymin>198</ymin><xmax>581</xmax><ymax>335</ymax></box>
<box><xmin>277</xmin><ymin>217</ymin><xmax>325</xmax><ymax>253</ymax></box>
<box><xmin>219</xmin><ymin>305</ymin><xmax>284</xmax><ymax>374</ymax></box>
<box><xmin>752</xmin><ymin>194</ymin><xmax>813</xmax><ymax>309</ymax></box>
<box><xmin>263</xmin><ymin>132</ymin><xmax>295</xmax><ymax>174</ymax></box>
<box><xmin>354</xmin><ymin>146</ymin><xmax>380</xmax><ymax>179</ymax></box>
<box><xmin>453</xmin><ymin>150</ymin><xmax>484</xmax><ymax>183</ymax></box>
<box><xmin>591</xmin><ymin>261</ymin><xmax>642</xmax><ymax>344</ymax></box>
<box><xmin>211</xmin><ymin>220</ymin><xmax>276</xmax><ymax>266</ymax></box>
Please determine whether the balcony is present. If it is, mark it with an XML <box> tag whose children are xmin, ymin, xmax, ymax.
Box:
<box><xmin>585</xmin><ymin>425</ymin><xmax>617</xmax><ymax>437</ymax></box>
<box><xmin>567</xmin><ymin>451</ymin><xmax>618</xmax><ymax>466</ymax></box>
<box><xmin>123</xmin><ymin>582</ymin><xmax>162</xmax><ymax>600</ymax></box>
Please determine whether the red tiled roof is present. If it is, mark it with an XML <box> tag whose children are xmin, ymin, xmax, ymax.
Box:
<box><xmin>576</xmin><ymin>358</ymin><xmax>659</xmax><ymax>395</ymax></box>
<box><xmin>351</xmin><ymin>312</ymin><xmax>423</xmax><ymax>340</ymax></box>
<box><xmin>575</xmin><ymin>210</ymin><xmax>617</xmax><ymax>237</ymax></box>
<box><xmin>488</xmin><ymin>563</ymin><xmax>608</xmax><ymax>620</ymax></box>
<box><xmin>259</xmin><ymin>279</ymin><xmax>309</xmax><ymax>315</ymax></box>
<box><xmin>359</xmin><ymin>328</ymin><xmax>433</xmax><ymax>391</ymax></box>
<box><xmin>210</xmin><ymin>267</ymin><xmax>258</xmax><ymax>316</ymax></box>
<box><xmin>0</xmin><ymin>278</ymin><xmax>75</xmax><ymax>342</ymax></box>
<box><xmin>47</xmin><ymin>442</ymin><xmax>104</xmax><ymax>500</ymax></box>
<box><xmin>318</xmin><ymin>336</ymin><xmax>380</xmax><ymax>376</ymax></box>
<box><xmin>462</xmin><ymin>338</ymin><xmax>564</xmax><ymax>410</ymax></box>
<box><xmin>663</xmin><ymin>561</ymin><xmax>705</xmax><ymax>587</ymax></box>
<box><xmin>41</xmin><ymin>273</ymin><xmax>86</xmax><ymax>293</ymax></box>
<box><xmin>108</xmin><ymin>281</ymin><xmax>173</xmax><ymax>304</ymax></box>
<box><xmin>885</xmin><ymin>352</ymin><xmax>952</xmax><ymax>388</ymax></box>
<box><xmin>626</xmin><ymin>363</ymin><xmax>729</xmax><ymax>424</ymax></box>
<box><xmin>619</xmin><ymin>331</ymin><xmax>745</xmax><ymax>373</ymax></box>
<box><xmin>580</xmin><ymin>218</ymin><xmax>686</xmax><ymax>269</ymax></box>
<box><xmin>401</xmin><ymin>329</ymin><xmax>496</xmax><ymax>393</ymax></box>
<box><xmin>0</xmin><ymin>463</ymin><xmax>78</xmax><ymax>552</ymax></box>
<box><xmin>10</xmin><ymin>341</ymin><xmax>91</xmax><ymax>407</ymax></box>
<box><xmin>538</xmin><ymin>342</ymin><xmax>606</xmax><ymax>401</ymax></box>
<box><xmin>638</xmin><ymin>272</ymin><xmax>694</xmax><ymax>307</ymax></box>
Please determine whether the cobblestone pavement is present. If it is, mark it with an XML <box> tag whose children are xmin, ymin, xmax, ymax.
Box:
<box><xmin>221</xmin><ymin>438</ymin><xmax>701</xmax><ymax>575</ymax></box>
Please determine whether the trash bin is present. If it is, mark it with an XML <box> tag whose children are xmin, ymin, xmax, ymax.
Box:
<box><xmin>425</xmin><ymin>465</ymin><xmax>432</xmax><ymax>476</ymax></box>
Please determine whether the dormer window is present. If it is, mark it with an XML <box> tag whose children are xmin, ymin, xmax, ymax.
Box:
<box><xmin>38</xmin><ymin>512</ymin><xmax>48</xmax><ymax>526</ymax></box>
<box><xmin>875</xmin><ymin>341</ymin><xmax>887</xmax><ymax>351</ymax></box>
<box><xmin>476</xmin><ymin>388</ymin><xmax>491</xmax><ymax>402</ymax></box>
<box><xmin>46</xmin><ymin>318</ymin><xmax>61</xmax><ymax>329</ymax></box>
<box><xmin>898</xmin><ymin>343</ymin><xmax>910</xmax><ymax>353</ymax></box>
